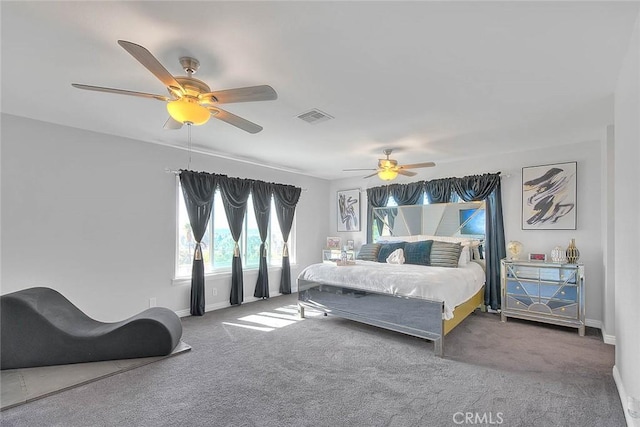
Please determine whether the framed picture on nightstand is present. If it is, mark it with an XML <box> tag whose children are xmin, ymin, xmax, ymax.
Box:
<box><xmin>528</xmin><ymin>253</ymin><xmax>547</xmax><ymax>262</ymax></box>
<box><xmin>326</xmin><ymin>237</ymin><xmax>341</xmax><ymax>249</ymax></box>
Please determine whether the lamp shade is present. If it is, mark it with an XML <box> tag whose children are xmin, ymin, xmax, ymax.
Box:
<box><xmin>167</xmin><ymin>98</ymin><xmax>210</xmax><ymax>126</ymax></box>
<box><xmin>377</xmin><ymin>169</ymin><xmax>398</xmax><ymax>181</ymax></box>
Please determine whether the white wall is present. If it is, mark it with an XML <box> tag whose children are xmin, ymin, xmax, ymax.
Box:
<box><xmin>0</xmin><ymin>114</ymin><xmax>330</xmax><ymax>321</ymax></box>
<box><xmin>602</xmin><ymin>124</ymin><xmax>616</xmax><ymax>342</ymax></box>
<box><xmin>613</xmin><ymin>11</ymin><xmax>640</xmax><ymax>426</ymax></box>
<box><xmin>329</xmin><ymin>139</ymin><xmax>606</xmax><ymax>326</ymax></box>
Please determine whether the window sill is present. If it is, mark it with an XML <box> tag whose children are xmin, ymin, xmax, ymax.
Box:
<box><xmin>172</xmin><ymin>264</ymin><xmax>297</xmax><ymax>287</ymax></box>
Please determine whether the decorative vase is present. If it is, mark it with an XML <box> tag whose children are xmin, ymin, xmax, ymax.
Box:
<box><xmin>507</xmin><ymin>241</ymin><xmax>524</xmax><ymax>260</ymax></box>
<box><xmin>551</xmin><ymin>246</ymin><xmax>567</xmax><ymax>263</ymax></box>
<box><xmin>566</xmin><ymin>239</ymin><xmax>580</xmax><ymax>264</ymax></box>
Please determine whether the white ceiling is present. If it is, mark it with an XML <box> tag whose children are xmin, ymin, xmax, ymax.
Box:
<box><xmin>2</xmin><ymin>1</ymin><xmax>638</xmax><ymax>180</ymax></box>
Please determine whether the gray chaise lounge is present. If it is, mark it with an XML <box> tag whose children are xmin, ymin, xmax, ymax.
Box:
<box><xmin>1</xmin><ymin>287</ymin><xmax>183</xmax><ymax>370</ymax></box>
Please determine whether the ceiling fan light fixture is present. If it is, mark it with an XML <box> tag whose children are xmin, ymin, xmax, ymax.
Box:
<box><xmin>167</xmin><ymin>98</ymin><xmax>210</xmax><ymax>126</ymax></box>
<box><xmin>378</xmin><ymin>169</ymin><xmax>398</xmax><ymax>181</ymax></box>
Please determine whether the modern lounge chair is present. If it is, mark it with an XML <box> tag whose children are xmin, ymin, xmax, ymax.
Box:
<box><xmin>1</xmin><ymin>287</ymin><xmax>183</xmax><ymax>370</ymax></box>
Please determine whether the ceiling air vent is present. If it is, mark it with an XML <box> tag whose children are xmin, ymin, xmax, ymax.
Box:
<box><xmin>297</xmin><ymin>108</ymin><xmax>334</xmax><ymax>124</ymax></box>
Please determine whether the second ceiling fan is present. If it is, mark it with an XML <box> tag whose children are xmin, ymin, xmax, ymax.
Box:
<box><xmin>344</xmin><ymin>149</ymin><xmax>436</xmax><ymax>181</ymax></box>
<box><xmin>72</xmin><ymin>40</ymin><xmax>277</xmax><ymax>133</ymax></box>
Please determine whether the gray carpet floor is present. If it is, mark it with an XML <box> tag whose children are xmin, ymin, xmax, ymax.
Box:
<box><xmin>0</xmin><ymin>293</ymin><xmax>623</xmax><ymax>427</ymax></box>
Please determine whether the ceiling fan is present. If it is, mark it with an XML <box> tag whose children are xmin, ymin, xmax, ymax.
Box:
<box><xmin>344</xmin><ymin>149</ymin><xmax>436</xmax><ymax>181</ymax></box>
<box><xmin>72</xmin><ymin>40</ymin><xmax>277</xmax><ymax>134</ymax></box>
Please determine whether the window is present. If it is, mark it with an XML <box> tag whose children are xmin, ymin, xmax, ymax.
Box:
<box><xmin>176</xmin><ymin>183</ymin><xmax>292</xmax><ymax>278</ymax></box>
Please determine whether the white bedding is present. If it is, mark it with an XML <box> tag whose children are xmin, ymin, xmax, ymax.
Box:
<box><xmin>298</xmin><ymin>261</ymin><xmax>485</xmax><ymax>320</ymax></box>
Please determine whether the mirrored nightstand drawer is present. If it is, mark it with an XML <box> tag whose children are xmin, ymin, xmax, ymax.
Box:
<box><xmin>506</xmin><ymin>281</ymin><xmax>534</xmax><ymax>296</ymax></box>
<box><xmin>539</xmin><ymin>284</ymin><xmax>577</xmax><ymax>302</ymax></box>
<box><xmin>505</xmin><ymin>295</ymin><xmax>533</xmax><ymax>310</ymax></box>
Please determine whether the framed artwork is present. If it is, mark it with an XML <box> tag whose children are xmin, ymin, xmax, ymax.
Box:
<box><xmin>346</xmin><ymin>239</ymin><xmax>354</xmax><ymax>250</ymax></box>
<box><xmin>337</xmin><ymin>189</ymin><xmax>361</xmax><ymax>232</ymax></box>
<box><xmin>326</xmin><ymin>237</ymin><xmax>341</xmax><ymax>249</ymax></box>
<box><xmin>522</xmin><ymin>162</ymin><xmax>577</xmax><ymax>230</ymax></box>
<box><xmin>528</xmin><ymin>253</ymin><xmax>547</xmax><ymax>262</ymax></box>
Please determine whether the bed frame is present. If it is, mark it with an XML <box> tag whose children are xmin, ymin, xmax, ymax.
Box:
<box><xmin>298</xmin><ymin>279</ymin><xmax>484</xmax><ymax>356</ymax></box>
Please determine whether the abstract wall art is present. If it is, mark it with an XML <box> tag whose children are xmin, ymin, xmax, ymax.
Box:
<box><xmin>522</xmin><ymin>162</ymin><xmax>577</xmax><ymax>230</ymax></box>
<box><xmin>337</xmin><ymin>189</ymin><xmax>361</xmax><ymax>232</ymax></box>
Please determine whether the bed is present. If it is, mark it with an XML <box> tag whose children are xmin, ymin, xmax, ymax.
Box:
<box><xmin>297</xmin><ymin>246</ymin><xmax>485</xmax><ymax>356</ymax></box>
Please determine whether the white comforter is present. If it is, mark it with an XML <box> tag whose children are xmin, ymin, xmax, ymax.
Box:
<box><xmin>298</xmin><ymin>261</ymin><xmax>485</xmax><ymax>320</ymax></box>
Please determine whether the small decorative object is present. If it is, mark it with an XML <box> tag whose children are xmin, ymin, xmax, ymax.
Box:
<box><xmin>340</xmin><ymin>247</ymin><xmax>348</xmax><ymax>263</ymax></box>
<box><xmin>507</xmin><ymin>241</ymin><xmax>524</xmax><ymax>260</ymax></box>
<box><xmin>528</xmin><ymin>253</ymin><xmax>547</xmax><ymax>262</ymax></box>
<box><xmin>346</xmin><ymin>239</ymin><xmax>354</xmax><ymax>250</ymax></box>
<box><xmin>551</xmin><ymin>246</ymin><xmax>567</xmax><ymax>263</ymax></box>
<box><xmin>566</xmin><ymin>238</ymin><xmax>580</xmax><ymax>264</ymax></box>
<box><xmin>326</xmin><ymin>237</ymin><xmax>341</xmax><ymax>249</ymax></box>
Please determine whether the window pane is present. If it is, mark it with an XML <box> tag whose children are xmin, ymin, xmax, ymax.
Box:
<box><xmin>244</xmin><ymin>194</ymin><xmax>261</xmax><ymax>268</ymax></box>
<box><xmin>213</xmin><ymin>191</ymin><xmax>233</xmax><ymax>269</ymax></box>
<box><xmin>269</xmin><ymin>199</ymin><xmax>284</xmax><ymax>265</ymax></box>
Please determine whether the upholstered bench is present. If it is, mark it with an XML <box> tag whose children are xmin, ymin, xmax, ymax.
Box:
<box><xmin>1</xmin><ymin>287</ymin><xmax>183</xmax><ymax>370</ymax></box>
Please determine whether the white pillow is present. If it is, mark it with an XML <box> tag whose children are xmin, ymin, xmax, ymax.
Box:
<box><xmin>458</xmin><ymin>246</ymin><xmax>471</xmax><ymax>266</ymax></box>
<box><xmin>386</xmin><ymin>248</ymin><xmax>405</xmax><ymax>264</ymax></box>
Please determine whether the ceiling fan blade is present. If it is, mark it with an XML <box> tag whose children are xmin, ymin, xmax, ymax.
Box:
<box><xmin>207</xmin><ymin>85</ymin><xmax>277</xmax><ymax>104</ymax></box>
<box><xmin>117</xmin><ymin>40</ymin><xmax>185</xmax><ymax>93</ymax></box>
<box><xmin>163</xmin><ymin>117</ymin><xmax>183</xmax><ymax>130</ymax></box>
<box><xmin>208</xmin><ymin>107</ymin><xmax>263</xmax><ymax>134</ymax></box>
<box><xmin>399</xmin><ymin>162</ymin><xmax>436</xmax><ymax>169</ymax></box>
<box><xmin>343</xmin><ymin>168</ymin><xmax>377</xmax><ymax>172</ymax></box>
<box><xmin>72</xmin><ymin>84</ymin><xmax>170</xmax><ymax>101</ymax></box>
<box><xmin>363</xmin><ymin>172</ymin><xmax>379</xmax><ymax>179</ymax></box>
<box><xmin>397</xmin><ymin>170</ymin><xmax>417</xmax><ymax>177</ymax></box>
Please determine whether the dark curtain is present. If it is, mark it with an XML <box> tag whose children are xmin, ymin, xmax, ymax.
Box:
<box><xmin>179</xmin><ymin>171</ymin><xmax>218</xmax><ymax>316</ymax></box>
<box><xmin>366</xmin><ymin>186</ymin><xmax>390</xmax><ymax>243</ymax></box>
<box><xmin>452</xmin><ymin>173</ymin><xmax>506</xmax><ymax>310</ymax></box>
<box><xmin>386</xmin><ymin>182</ymin><xmax>424</xmax><ymax>236</ymax></box>
<box><xmin>219</xmin><ymin>176</ymin><xmax>252</xmax><ymax>306</ymax></box>
<box><xmin>273</xmin><ymin>184</ymin><xmax>302</xmax><ymax>294</ymax></box>
<box><xmin>389</xmin><ymin>182</ymin><xmax>424</xmax><ymax>205</ymax></box>
<box><xmin>252</xmin><ymin>181</ymin><xmax>273</xmax><ymax>299</ymax></box>
<box><xmin>425</xmin><ymin>178</ymin><xmax>455</xmax><ymax>203</ymax></box>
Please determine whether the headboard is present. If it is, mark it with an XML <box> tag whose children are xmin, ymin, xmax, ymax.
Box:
<box><xmin>372</xmin><ymin>201</ymin><xmax>486</xmax><ymax>240</ymax></box>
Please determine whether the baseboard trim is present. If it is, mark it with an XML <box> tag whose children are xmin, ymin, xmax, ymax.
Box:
<box><xmin>603</xmin><ymin>333</ymin><xmax>617</xmax><ymax>346</ymax></box>
<box><xmin>613</xmin><ymin>364</ymin><xmax>638</xmax><ymax>426</ymax></box>
<box><xmin>175</xmin><ymin>293</ymin><xmax>286</xmax><ymax>318</ymax></box>
<box><xmin>585</xmin><ymin>318</ymin><xmax>602</xmax><ymax>329</ymax></box>
<box><xmin>585</xmin><ymin>318</ymin><xmax>616</xmax><ymax>345</ymax></box>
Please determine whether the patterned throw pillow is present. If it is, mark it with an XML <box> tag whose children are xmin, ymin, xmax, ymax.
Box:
<box><xmin>404</xmin><ymin>240</ymin><xmax>433</xmax><ymax>266</ymax></box>
<box><xmin>356</xmin><ymin>243</ymin><xmax>382</xmax><ymax>261</ymax></box>
<box><xmin>430</xmin><ymin>241</ymin><xmax>463</xmax><ymax>268</ymax></box>
<box><xmin>377</xmin><ymin>242</ymin><xmax>406</xmax><ymax>263</ymax></box>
